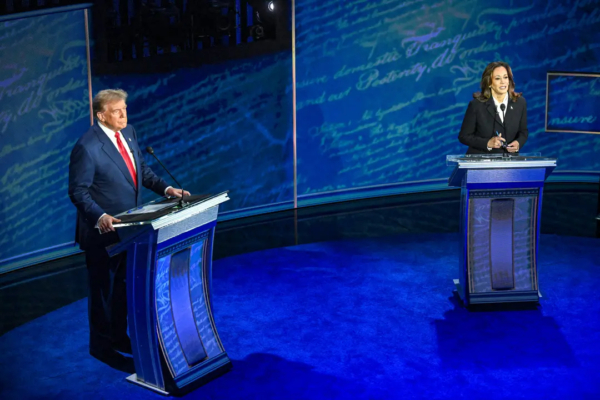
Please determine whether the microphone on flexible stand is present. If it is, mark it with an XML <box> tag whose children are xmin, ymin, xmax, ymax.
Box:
<box><xmin>146</xmin><ymin>146</ymin><xmax>187</xmax><ymax>208</ymax></box>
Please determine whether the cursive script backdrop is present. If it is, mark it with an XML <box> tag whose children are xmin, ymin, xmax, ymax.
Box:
<box><xmin>92</xmin><ymin>51</ymin><xmax>294</xmax><ymax>214</ymax></box>
<box><xmin>295</xmin><ymin>0</ymin><xmax>600</xmax><ymax>198</ymax></box>
<box><xmin>547</xmin><ymin>73</ymin><xmax>600</xmax><ymax>134</ymax></box>
<box><xmin>0</xmin><ymin>7</ymin><xmax>91</xmax><ymax>267</ymax></box>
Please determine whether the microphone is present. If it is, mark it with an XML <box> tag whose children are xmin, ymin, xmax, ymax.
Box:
<box><xmin>146</xmin><ymin>146</ymin><xmax>187</xmax><ymax>208</ymax></box>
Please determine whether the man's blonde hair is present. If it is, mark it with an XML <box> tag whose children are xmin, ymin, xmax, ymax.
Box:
<box><xmin>92</xmin><ymin>89</ymin><xmax>128</xmax><ymax>119</ymax></box>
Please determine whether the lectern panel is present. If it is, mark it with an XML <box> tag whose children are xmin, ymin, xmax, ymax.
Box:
<box><xmin>189</xmin><ymin>240</ymin><xmax>223</xmax><ymax>357</ymax></box>
<box><xmin>155</xmin><ymin>229</ymin><xmax>223</xmax><ymax>379</ymax></box>
<box><xmin>490</xmin><ymin>199</ymin><xmax>515</xmax><ymax>290</ymax></box>
<box><xmin>170</xmin><ymin>249</ymin><xmax>208</xmax><ymax>367</ymax></box>
<box><xmin>468</xmin><ymin>189</ymin><xmax>538</xmax><ymax>294</ymax></box>
<box><xmin>156</xmin><ymin>254</ymin><xmax>188</xmax><ymax>377</ymax></box>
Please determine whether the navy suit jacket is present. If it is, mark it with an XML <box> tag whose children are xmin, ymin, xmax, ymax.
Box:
<box><xmin>68</xmin><ymin>122</ymin><xmax>169</xmax><ymax>250</ymax></box>
<box><xmin>458</xmin><ymin>96</ymin><xmax>528</xmax><ymax>154</ymax></box>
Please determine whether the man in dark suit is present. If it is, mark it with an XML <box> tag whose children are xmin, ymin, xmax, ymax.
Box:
<box><xmin>458</xmin><ymin>61</ymin><xmax>528</xmax><ymax>154</ymax></box>
<box><xmin>68</xmin><ymin>89</ymin><xmax>188</xmax><ymax>368</ymax></box>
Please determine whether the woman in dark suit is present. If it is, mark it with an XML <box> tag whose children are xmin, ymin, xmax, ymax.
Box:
<box><xmin>458</xmin><ymin>61</ymin><xmax>528</xmax><ymax>154</ymax></box>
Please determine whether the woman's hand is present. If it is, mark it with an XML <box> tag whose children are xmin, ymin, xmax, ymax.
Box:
<box><xmin>506</xmin><ymin>140</ymin><xmax>520</xmax><ymax>153</ymax></box>
<box><xmin>487</xmin><ymin>135</ymin><xmax>506</xmax><ymax>149</ymax></box>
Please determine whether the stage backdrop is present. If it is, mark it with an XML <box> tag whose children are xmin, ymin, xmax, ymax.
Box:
<box><xmin>295</xmin><ymin>0</ymin><xmax>600</xmax><ymax>203</ymax></box>
<box><xmin>3</xmin><ymin>0</ymin><xmax>600</xmax><ymax>272</ymax></box>
<box><xmin>0</xmin><ymin>5</ymin><xmax>92</xmax><ymax>271</ymax></box>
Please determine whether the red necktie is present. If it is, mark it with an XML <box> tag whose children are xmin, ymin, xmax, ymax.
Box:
<box><xmin>115</xmin><ymin>132</ymin><xmax>137</xmax><ymax>188</ymax></box>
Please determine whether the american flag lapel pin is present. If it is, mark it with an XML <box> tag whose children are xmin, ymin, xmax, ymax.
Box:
<box><xmin>128</xmin><ymin>138</ymin><xmax>132</xmax><ymax>141</ymax></box>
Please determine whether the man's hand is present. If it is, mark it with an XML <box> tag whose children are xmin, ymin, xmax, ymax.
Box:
<box><xmin>506</xmin><ymin>140</ymin><xmax>520</xmax><ymax>153</ymax></box>
<box><xmin>98</xmin><ymin>214</ymin><xmax>121</xmax><ymax>233</ymax></box>
<box><xmin>166</xmin><ymin>187</ymin><xmax>191</xmax><ymax>198</ymax></box>
<box><xmin>487</xmin><ymin>134</ymin><xmax>506</xmax><ymax>149</ymax></box>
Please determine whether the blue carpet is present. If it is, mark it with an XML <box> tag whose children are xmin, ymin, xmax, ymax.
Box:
<box><xmin>1</xmin><ymin>233</ymin><xmax>599</xmax><ymax>399</ymax></box>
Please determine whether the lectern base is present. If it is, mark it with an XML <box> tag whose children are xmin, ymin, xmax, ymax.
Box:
<box><xmin>126</xmin><ymin>374</ymin><xmax>169</xmax><ymax>396</ymax></box>
<box><xmin>126</xmin><ymin>355</ymin><xmax>233</xmax><ymax>396</ymax></box>
<box><xmin>453</xmin><ymin>279</ymin><xmax>541</xmax><ymax>305</ymax></box>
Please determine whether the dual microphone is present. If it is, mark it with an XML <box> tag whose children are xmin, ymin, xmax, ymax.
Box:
<box><xmin>146</xmin><ymin>146</ymin><xmax>187</xmax><ymax>208</ymax></box>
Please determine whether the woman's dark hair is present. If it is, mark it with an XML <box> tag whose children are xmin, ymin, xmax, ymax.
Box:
<box><xmin>473</xmin><ymin>61</ymin><xmax>522</xmax><ymax>102</ymax></box>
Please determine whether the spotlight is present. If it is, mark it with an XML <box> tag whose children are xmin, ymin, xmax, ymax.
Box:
<box><xmin>248</xmin><ymin>0</ymin><xmax>276</xmax><ymax>14</ymax></box>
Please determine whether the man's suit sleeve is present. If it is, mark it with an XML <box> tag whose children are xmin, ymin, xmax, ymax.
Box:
<box><xmin>516</xmin><ymin>97</ymin><xmax>529</xmax><ymax>148</ymax></box>
<box><xmin>458</xmin><ymin>101</ymin><xmax>489</xmax><ymax>151</ymax></box>
<box><xmin>131</xmin><ymin>127</ymin><xmax>170</xmax><ymax>195</ymax></box>
<box><xmin>68</xmin><ymin>143</ymin><xmax>105</xmax><ymax>225</ymax></box>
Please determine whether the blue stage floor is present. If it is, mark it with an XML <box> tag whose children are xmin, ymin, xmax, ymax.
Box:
<box><xmin>1</xmin><ymin>233</ymin><xmax>599</xmax><ymax>399</ymax></box>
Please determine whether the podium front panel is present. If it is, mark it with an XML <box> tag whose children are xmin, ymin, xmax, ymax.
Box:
<box><xmin>467</xmin><ymin>188</ymin><xmax>539</xmax><ymax>295</ymax></box>
<box><xmin>155</xmin><ymin>225</ymin><xmax>226</xmax><ymax>381</ymax></box>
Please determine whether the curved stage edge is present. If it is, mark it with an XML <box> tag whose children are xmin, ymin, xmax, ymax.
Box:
<box><xmin>3</xmin><ymin>172</ymin><xmax>598</xmax><ymax>275</ymax></box>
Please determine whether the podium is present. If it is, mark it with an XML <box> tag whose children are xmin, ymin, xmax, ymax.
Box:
<box><xmin>447</xmin><ymin>155</ymin><xmax>556</xmax><ymax>305</ymax></box>
<box><xmin>108</xmin><ymin>192</ymin><xmax>232</xmax><ymax>395</ymax></box>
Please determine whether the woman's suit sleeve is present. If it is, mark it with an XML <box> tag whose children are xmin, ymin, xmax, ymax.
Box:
<box><xmin>458</xmin><ymin>101</ymin><xmax>489</xmax><ymax>152</ymax></box>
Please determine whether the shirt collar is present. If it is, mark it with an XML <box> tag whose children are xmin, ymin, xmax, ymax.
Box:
<box><xmin>492</xmin><ymin>93</ymin><xmax>508</xmax><ymax>109</ymax></box>
<box><xmin>98</xmin><ymin>121</ymin><xmax>119</xmax><ymax>137</ymax></box>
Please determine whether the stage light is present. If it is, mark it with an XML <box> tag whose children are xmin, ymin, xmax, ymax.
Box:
<box><xmin>250</xmin><ymin>24</ymin><xmax>265</xmax><ymax>40</ymax></box>
<box><xmin>187</xmin><ymin>0</ymin><xmax>238</xmax><ymax>46</ymax></box>
<box><xmin>248</xmin><ymin>0</ymin><xmax>276</xmax><ymax>14</ymax></box>
<box><xmin>247</xmin><ymin>0</ymin><xmax>277</xmax><ymax>41</ymax></box>
<box><xmin>214</xmin><ymin>7</ymin><xmax>236</xmax><ymax>31</ymax></box>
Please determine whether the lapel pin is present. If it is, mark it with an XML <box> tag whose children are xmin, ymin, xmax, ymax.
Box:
<box><xmin>128</xmin><ymin>138</ymin><xmax>132</xmax><ymax>141</ymax></box>
<box><xmin>510</xmin><ymin>106</ymin><xmax>513</xmax><ymax>109</ymax></box>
